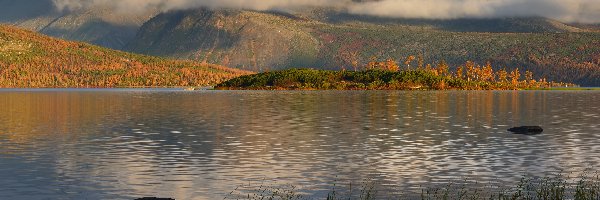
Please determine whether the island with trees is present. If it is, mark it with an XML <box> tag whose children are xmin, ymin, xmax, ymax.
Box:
<box><xmin>217</xmin><ymin>57</ymin><xmax>575</xmax><ymax>90</ymax></box>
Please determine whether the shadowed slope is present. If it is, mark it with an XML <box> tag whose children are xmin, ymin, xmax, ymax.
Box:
<box><xmin>127</xmin><ymin>9</ymin><xmax>600</xmax><ymax>86</ymax></box>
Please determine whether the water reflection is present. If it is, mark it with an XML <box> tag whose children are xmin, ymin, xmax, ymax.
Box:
<box><xmin>0</xmin><ymin>90</ymin><xmax>599</xmax><ymax>199</ymax></box>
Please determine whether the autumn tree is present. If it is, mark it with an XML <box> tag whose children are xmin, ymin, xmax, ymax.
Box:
<box><xmin>404</xmin><ymin>55</ymin><xmax>416</xmax><ymax>70</ymax></box>
<box><xmin>525</xmin><ymin>70</ymin><xmax>533</xmax><ymax>83</ymax></box>
<box><xmin>510</xmin><ymin>68</ymin><xmax>521</xmax><ymax>87</ymax></box>
<box><xmin>367</xmin><ymin>56</ymin><xmax>378</xmax><ymax>70</ymax></box>
<box><xmin>480</xmin><ymin>62</ymin><xmax>495</xmax><ymax>82</ymax></box>
<box><xmin>455</xmin><ymin>66</ymin><xmax>464</xmax><ymax>80</ymax></box>
<box><xmin>496</xmin><ymin>68</ymin><xmax>509</xmax><ymax>83</ymax></box>
<box><xmin>436</xmin><ymin>60</ymin><xmax>450</xmax><ymax>77</ymax></box>
<box><xmin>384</xmin><ymin>58</ymin><xmax>399</xmax><ymax>71</ymax></box>
<box><xmin>465</xmin><ymin>61</ymin><xmax>476</xmax><ymax>82</ymax></box>
<box><xmin>425</xmin><ymin>64</ymin><xmax>432</xmax><ymax>72</ymax></box>
<box><xmin>417</xmin><ymin>53</ymin><xmax>424</xmax><ymax>69</ymax></box>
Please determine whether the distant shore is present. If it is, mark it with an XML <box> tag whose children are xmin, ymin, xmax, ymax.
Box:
<box><xmin>533</xmin><ymin>87</ymin><xmax>600</xmax><ymax>91</ymax></box>
<box><xmin>0</xmin><ymin>87</ymin><xmax>214</xmax><ymax>91</ymax></box>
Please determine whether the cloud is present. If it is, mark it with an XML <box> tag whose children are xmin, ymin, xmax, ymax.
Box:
<box><xmin>348</xmin><ymin>0</ymin><xmax>600</xmax><ymax>23</ymax></box>
<box><xmin>51</xmin><ymin>0</ymin><xmax>600</xmax><ymax>23</ymax></box>
<box><xmin>52</xmin><ymin>0</ymin><xmax>350</xmax><ymax>13</ymax></box>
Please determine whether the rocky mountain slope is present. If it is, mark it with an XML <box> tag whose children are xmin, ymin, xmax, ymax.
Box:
<box><xmin>0</xmin><ymin>0</ymin><xmax>158</xmax><ymax>50</ymax></box>
<box><xmin>125</xmin><ymin>9</ymin><xmax>600</xmax><ymax>86</ymax></box>
<box><xmin>126</xmin><ymin>9</ymin><xmax>321</xmax><ymax>71</ymax></box>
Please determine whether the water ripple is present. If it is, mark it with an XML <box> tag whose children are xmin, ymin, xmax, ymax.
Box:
<box><xmin>0</xmin><ymin>90</ymin><xmax>598</xmax><ymax>199</ymax></box>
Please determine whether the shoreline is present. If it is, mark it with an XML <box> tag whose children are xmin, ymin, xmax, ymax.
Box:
<box><xmin>217</xmin><ymin>86</ymin><xmax>600</xmax><ymax>91</ymax></box>
<box><xmin>0</xmin><ymin>87</ymin><xmax>598</xmax><ymax>91</ymax></box>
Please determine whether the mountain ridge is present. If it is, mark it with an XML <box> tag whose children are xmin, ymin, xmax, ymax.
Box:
<box><xmin>0</xmin><ymin>0</ymin><xmax>158</xmax><ymax>49</ymax></box>
<box><xmin>1</xmin><ymin>3</ymin><xmax>599</xmax><ymax>86</ymax></box>
<box><xmin>124</xmin><ymin>8</ymin><xmax>600</xmax><ymax>86</ymax></box>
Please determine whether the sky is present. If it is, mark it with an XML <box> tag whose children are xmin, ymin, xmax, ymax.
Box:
<box><xmin>51</xmin><ymin>0</ymin><xmax>600</xmax><ymax>23</ymax></box>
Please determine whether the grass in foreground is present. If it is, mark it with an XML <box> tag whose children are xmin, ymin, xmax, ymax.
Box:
<box><xmin>225</xmin><ymin>173</ymin><xmax>600</xmax><ymax>200</ymax></box>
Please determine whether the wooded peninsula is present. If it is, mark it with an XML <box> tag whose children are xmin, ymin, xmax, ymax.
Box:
<box><xmin>217</xmin><ymin>57</ymin><xmax>576</xmax><ymax>90</ymax></box>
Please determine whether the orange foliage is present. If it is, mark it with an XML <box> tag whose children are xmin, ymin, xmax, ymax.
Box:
<box><xmin>0</xmin><ymin>25</ymin><xmax>252</xmax><ymax>88</ymax></box>
<box><xmin>363</xmin><ymin>55</ymin><xmax>562</xmax><ymax>89</ymax></box>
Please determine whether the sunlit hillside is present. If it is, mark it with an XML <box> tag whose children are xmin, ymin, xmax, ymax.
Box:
<box><xmin>0</xmin><ymin>24</ymin><xmax>252</xmax><ymax>88</ymax></box>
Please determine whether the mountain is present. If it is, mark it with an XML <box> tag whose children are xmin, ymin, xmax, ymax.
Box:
<box><xmin>126</xmin><ymin>9</ymin><xmax>322</xmax><ymax>71</ymax></box>
<box><xmin>318</xmin><ymin>11</ymin><xmax>589</xmax><ymax>33</ymax></box>
<box><xmin>0</xmin><ymin>24</ymin><xmax>250</xmax><ymax>87</ymax></box>
<box><xmin>1</xmin><ymin>2</ymin><xmax>598</xmax><ymax>86</ymax></box>
<box><xmin>0</xmin><ymin>0</ymin><xmax>158</xmax><ymax>50</ymax></box>
<box><xmin>125</xmin><ymin>9</ymin><xmax>600</xmax><ymax>86</ymax></box>
<box><xmin>571</xmin><ymin>23</ymin><xmax>600</xmax><ymax>32</ymax></box>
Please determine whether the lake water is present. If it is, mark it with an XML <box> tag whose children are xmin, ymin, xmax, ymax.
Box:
<box><xmin>0</xmin><ymin>90</ymin><xmax>599</xmax><ymax>199</ymax></box>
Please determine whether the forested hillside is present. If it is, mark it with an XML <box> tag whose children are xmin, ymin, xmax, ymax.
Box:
<box><xmin>126</xmin><ymin>9</ymin><xmax>600</xmax><ymax>86</ymax></box>
<box><xmin>0</xmin><ymin>25</ymin><xmax>251</xmax><ymax>87</ymax></box>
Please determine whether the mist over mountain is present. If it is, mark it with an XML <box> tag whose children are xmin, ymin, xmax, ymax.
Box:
<box><xmin>2</xmin><ymin>0</ymin><xmax>598</xmax><ymax>50</ymax></box>
<box><xmin>50</xmin><ymin>0</ymin><xmax>600</xmax><ymax>23</ymax></box>
<box><xmin>0</xmin><ymin>0</ymin><xmax>158</xmax><ymax>49</ymax></box>
<box><xmin>0</xmin><ymin>0</ymin><xmax>56</xmax><ymax>21</ymax></box>
<box><xmin>347</xmin><ymin>0</ymin><xmax>600</xmax><ymax>23</ymax></box>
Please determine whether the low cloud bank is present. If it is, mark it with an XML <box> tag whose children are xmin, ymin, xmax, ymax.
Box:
<box><xmin>52</xmin><ymin>0</ymin><xmax>600</xmax><ymax>23</ymax></box>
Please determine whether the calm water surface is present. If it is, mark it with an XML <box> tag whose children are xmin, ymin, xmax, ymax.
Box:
<box><xmin>0</xmin><ymin>90</ymin><xmax>599</xmax><ymax>199</ymax></box>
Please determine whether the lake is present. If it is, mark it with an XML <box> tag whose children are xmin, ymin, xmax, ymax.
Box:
<box><xmin>0</xmin><ymin>90</ymin><xmax>599</xmax><ymax>199</ymax></box>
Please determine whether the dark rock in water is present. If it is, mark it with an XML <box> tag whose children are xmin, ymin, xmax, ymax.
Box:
<box><xmin>135</xmin><ymin>198</ymin><xmax>175</xmax><ymax>200</ymax></box>
<box><xmin>508</xmin><ymin>126</ymin><xmax>543</xmax><ymax>135</ymax></box>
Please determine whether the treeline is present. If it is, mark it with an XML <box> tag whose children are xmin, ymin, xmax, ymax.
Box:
<box><xmin>0</xmin><ymin>25</ymin><xmax>251</xmax><ymax>88</ymax></box>
<box><xmin>218</xmin><ymin>57</ymin><xmax>575</xmax><ymax>90</ymax></box>
<box><xmin>362</xmin><ymin>56</ymin><xmax>575</xmax><ymax>89</ymax></box>
<box><xmin>323</xmin><ymin>26</ymin><xmax>600</xmax><ymax>86</ymax></box>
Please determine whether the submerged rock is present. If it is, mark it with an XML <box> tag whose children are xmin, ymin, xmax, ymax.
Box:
<box><xmin>508</xmin><ymin>126</ymin><xmax>544</xmax><ymax>135</ymax></box>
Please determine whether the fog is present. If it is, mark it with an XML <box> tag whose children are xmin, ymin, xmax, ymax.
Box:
<box><xmin>347</xmin><ymin>0</ymin><xmax>600</xmax><ymax>23</ymax></box>
<box><xmin>52</xmin><ymin>0</ymin><xmax>600</xmax><ymax>23</ymax></box>
<box><xmin>51</xmin><ymin>0</ymin><xmax>348</xmax><ymax>13</ymax></box>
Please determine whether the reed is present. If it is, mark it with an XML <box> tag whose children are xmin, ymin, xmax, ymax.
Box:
<box><xmin>225</xmin><ymin>172</ymin><xmax>600</xmax><ymax>200</ymax></box>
